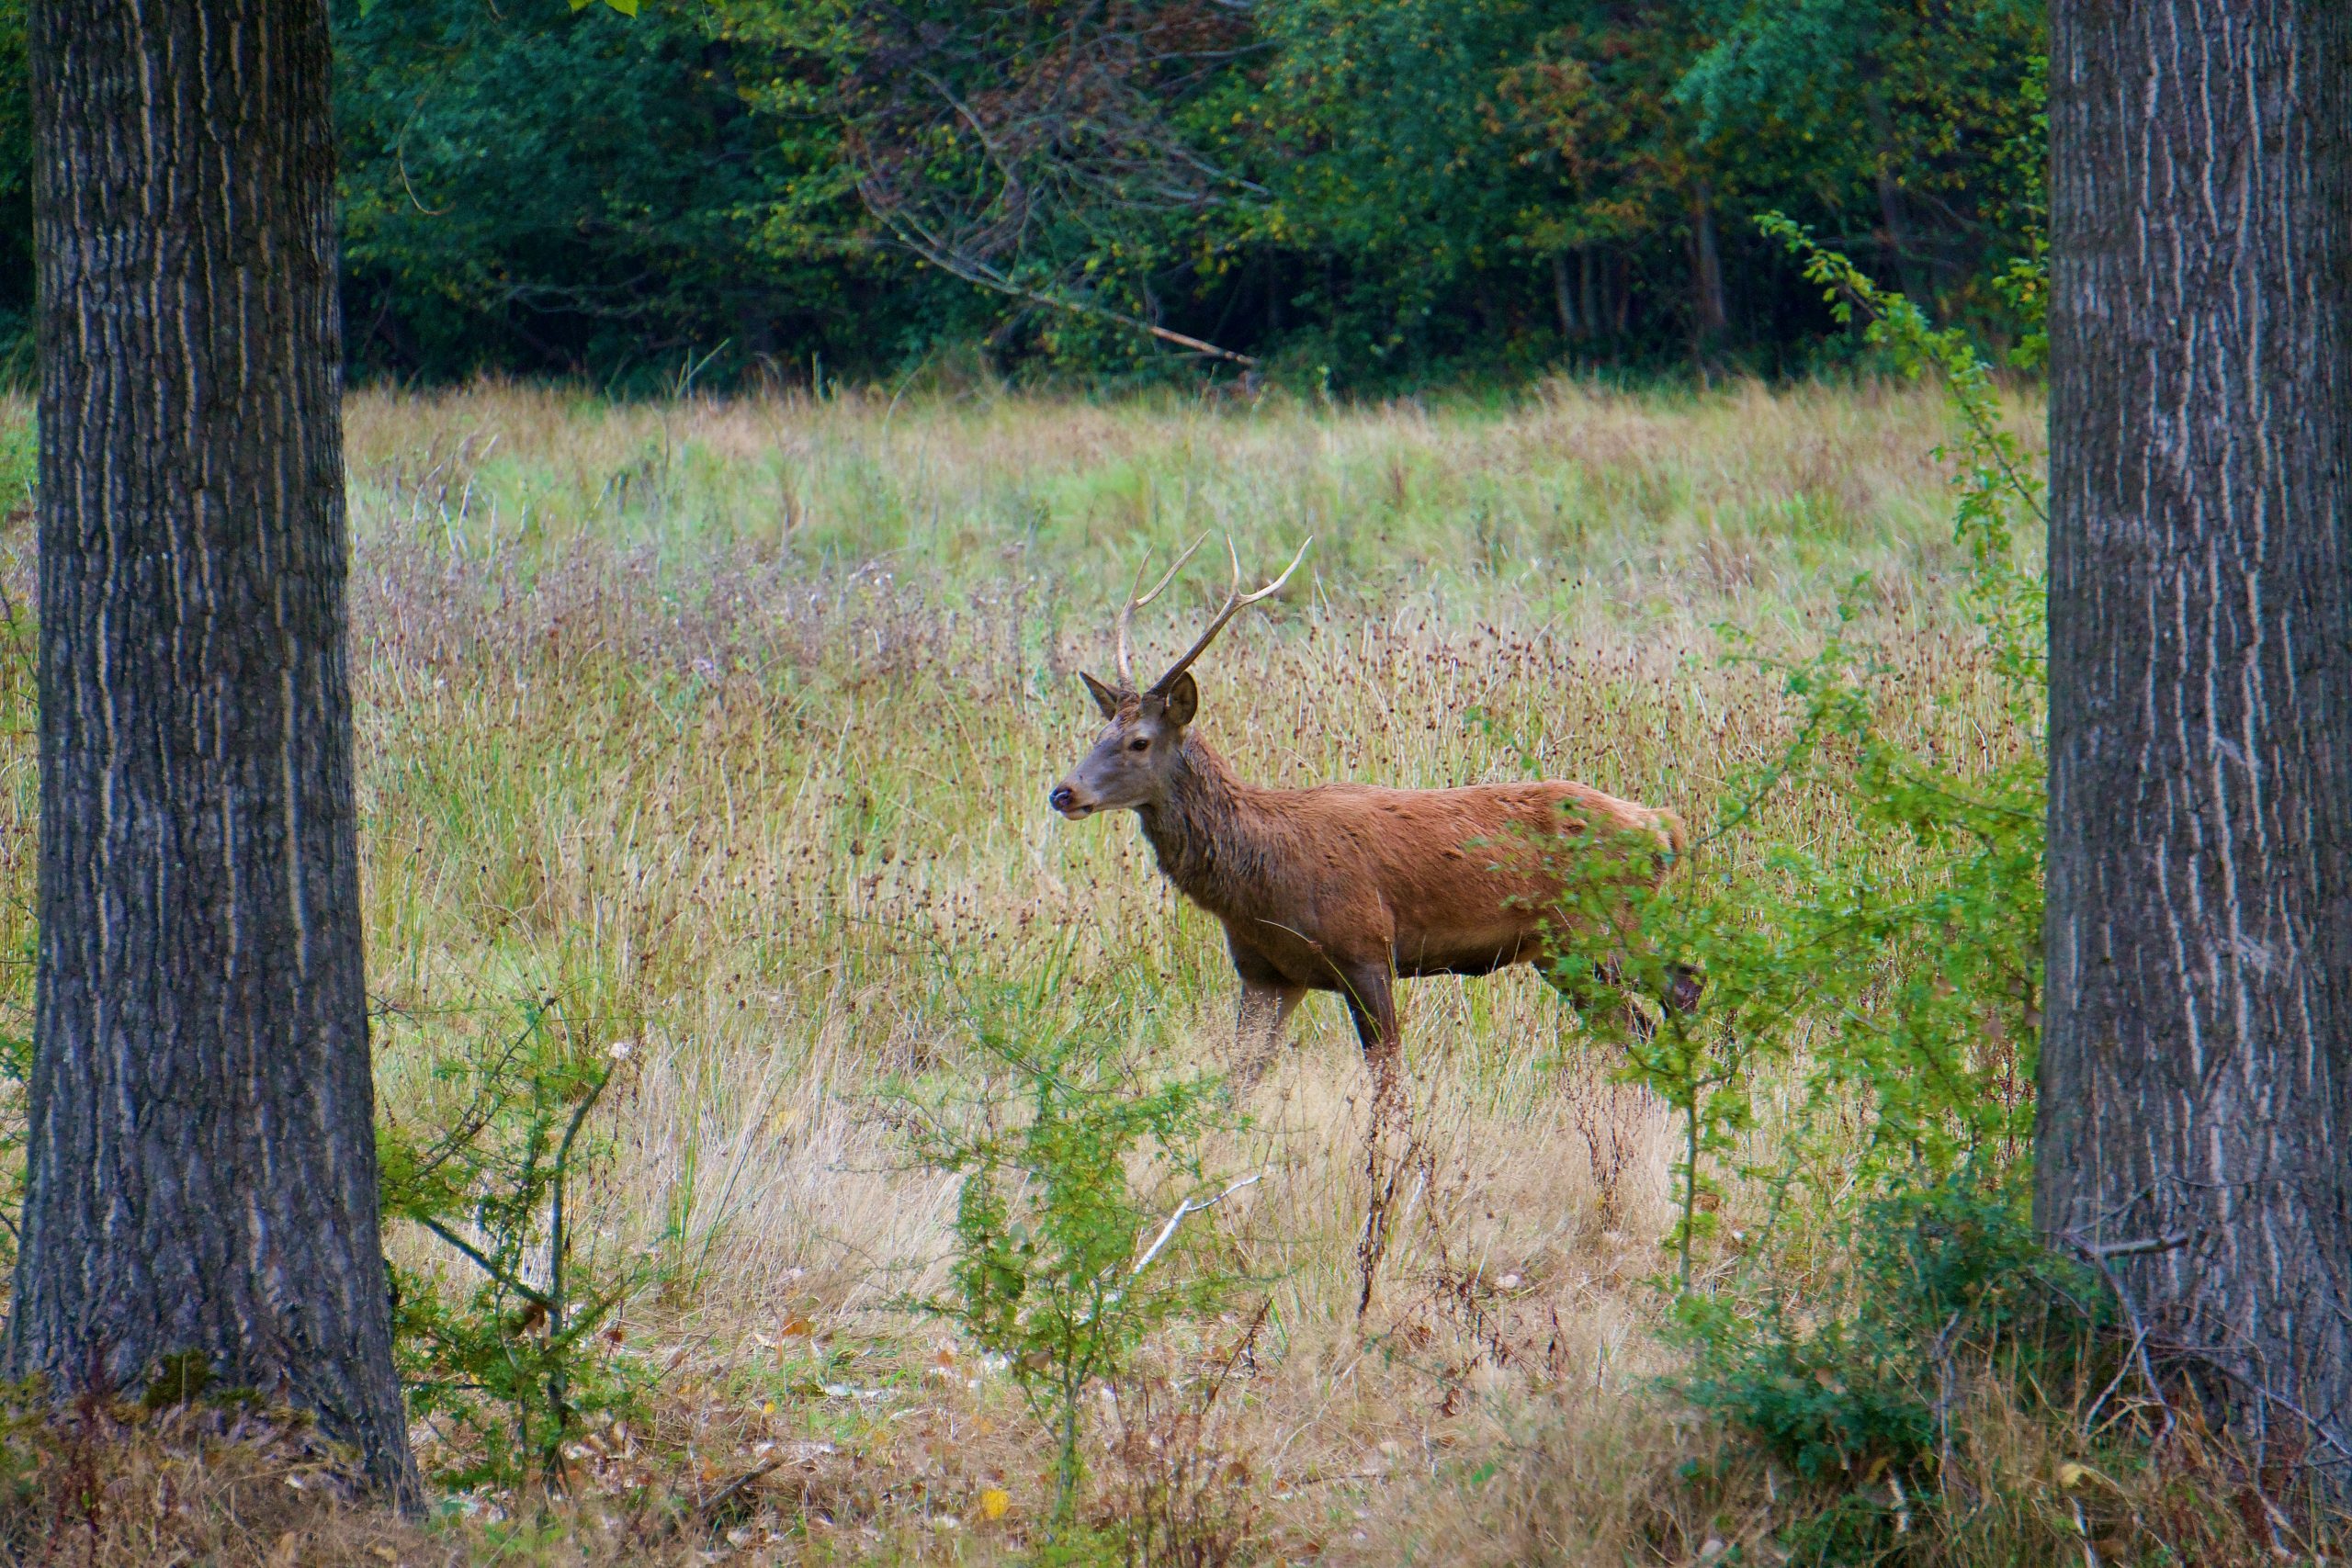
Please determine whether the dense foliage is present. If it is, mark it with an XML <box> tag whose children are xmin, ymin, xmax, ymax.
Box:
<box><xmin>1565</xmin><ymin>218</ymin><xmax>2047</xmax><ymax>1281</ymax></box>
<box><xmin>0</xmin><ymin>0</ymin><xmax>2045</xmax><ymax>389</ymax></box>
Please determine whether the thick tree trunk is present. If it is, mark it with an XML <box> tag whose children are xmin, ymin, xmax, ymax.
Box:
<box><xmin>11</xmin><ymin>0</ymin><xmax>416</xmax><ymax>1501</ymax></box>
<box><xmin>1551</xmin><ymin>250</ymin><xmax>1578</xmax><ymax>341</ymax></box>
<box><xmin>2040</xmin><ymin>0</ymin><xmax>2352</xmax><ymax>1470</ymax></box>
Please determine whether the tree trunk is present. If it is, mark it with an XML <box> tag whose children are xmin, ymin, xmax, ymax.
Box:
<box><xmin>12</xmin><ymin>0</ymin><xmax>416</xmax><ymax>1502</ymax></box>
<box><xmin>1686</xmin><ymin>180</ymin><xmax>1728</xmax><ymax>360</ymax></box>
<box><xmin>1551</xmin><ymin>250</ymin><xmax>1578</xmax><ymax>341</ymax></box>
<box><xmin>1865</xmin><ymin>92</ymin><xmax>1934</xmax><ymax>308</ymax></box>
<box><xmin>2040</xmin><ymin>0</ymin><xmax>2352</xmax><ymax>1469</ymax></box>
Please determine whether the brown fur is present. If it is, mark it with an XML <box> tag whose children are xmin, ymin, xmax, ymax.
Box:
<box><xmin>1052</xmin><ymin>672</ymin><xmax>1687</xmax><ymax>1076</ymax></box>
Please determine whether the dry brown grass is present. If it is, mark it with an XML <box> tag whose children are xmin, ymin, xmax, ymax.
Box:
<box><xmin>0</xmin><ymin>379</ymin><xmax>2108</xmax><ymax>1564</ymax></box>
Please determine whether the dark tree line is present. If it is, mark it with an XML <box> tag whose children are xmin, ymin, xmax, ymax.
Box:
<box><xmin>0</xmin><ymin>0</ymin><xmax>2046</xmax><ymax>390</ymax></box>
<box><xmin>356</xmin><ymin>0</ymin><xmax>2048</xmax><ymax>387</ymax></box>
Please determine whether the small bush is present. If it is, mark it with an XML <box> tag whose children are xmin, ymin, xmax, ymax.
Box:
<box><xmin>905</xmin><ymin>981</ymin><xmax>1248</xmax><ymax>1533</ymax></box>
<box><xmin>378</xmin><ymin>995</ymin><xmax>653</xmax><ymax>1493</ymax></box>
<box><xmin>1677</xmin><ymin>1176</ymin><xmax>2093</xmax><ymax>1483</ymax></box>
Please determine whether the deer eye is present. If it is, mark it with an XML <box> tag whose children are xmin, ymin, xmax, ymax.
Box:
<box><xmin>1128</xmin><ymin>737</ymin><xmax>1150</xmax><ymax>752</ymax></box>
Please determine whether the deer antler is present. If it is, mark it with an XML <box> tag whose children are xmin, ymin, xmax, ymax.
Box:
<box><xmin>1147</xmin><ymin>535</ymin><xmax>1312</xmax><ymax>696</ymax></box>
<box><xmin>1114</xmin><ymin>535</ymin><xmax>1207</xmax><ymax>690</ymax></box>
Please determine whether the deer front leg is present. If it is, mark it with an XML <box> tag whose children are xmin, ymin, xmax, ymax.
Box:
<box><xmin>1234</xmin><ymin>977</ymin><xmax>1306</xmax><ymax>1091</ymax></box>
<box><xmin>1226</xmin><ymin>930</ymin><xmax>1306</xmax><ymax>1091</ymax></box>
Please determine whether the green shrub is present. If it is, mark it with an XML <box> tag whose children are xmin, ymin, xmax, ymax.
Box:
<box><xmin>905</xmin><ymin>981</ymin><xmax>1246</xmax><ymax>1529</ymax></box>
<box><xmin>1679</xmin><ymin>1176</ymin><xmax>2092</xmax><ymax>1475</ymax></box>
<box><xmin>1674</xmin><ymin>1176</ymin><xmax>2101</xmax><ymax>1562</ymax></box>
<box><xmin>377</xmin><ymin>995</ymin><xmax>652</xmax><ymax>1493</ymax></box>
<box><xmin>1498</xmin><ymin>220</ymin><xmax>2083</xmax><ymax>1559</ymax></box>
<box><xmin>1523</xmin><ymin>217</ymin><xmax>2047</xmax><ymax>1284</ymax></box>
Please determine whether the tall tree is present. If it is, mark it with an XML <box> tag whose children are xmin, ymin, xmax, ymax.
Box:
<box><xmin>2038</xmin><ymin>0</ymin><xmax>2352</xmax><ymax>1468</ymax></box>
<box><xmin>8</xmin><ymin>0</ymin><xmax>416</xmax><ymax>1500</ymax></box>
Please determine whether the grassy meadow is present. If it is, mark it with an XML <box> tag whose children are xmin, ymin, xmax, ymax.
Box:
<box><xmin>0</xmin><ymin>380</ymin><xmax>2059</xmax><ymax>1562</ymax></box>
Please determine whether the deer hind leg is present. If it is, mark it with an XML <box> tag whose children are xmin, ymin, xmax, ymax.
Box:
<box><xmin>1532</xmin><ymin>936</ymin><xmax>1622</xmax><ymax>1022</ymax></box>
<box><xmin>1234</xmin><ymin>978</ymin><xmax>1307</xmax><ymax>1092</ymax></box>
<box><xmin>1602</xmin><ymin>955</ymin><xmax>1706</xmax><ymax>1040</ymax></box>
<box><xmin>1536</xmin><ymin>942</ymin><xmax>1664</xmax><ymax>1042</ymax></box>
<box><xmin>1666</xmin><ymin>963</ymin><xmax>1705</xmax><ymax>1016</ymax></box>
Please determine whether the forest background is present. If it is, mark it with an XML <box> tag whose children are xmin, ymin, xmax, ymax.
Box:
<box><xmin>0</xmin><ymin>0</ymin><xmax>2047</xmax><ymax>392</ymax></box>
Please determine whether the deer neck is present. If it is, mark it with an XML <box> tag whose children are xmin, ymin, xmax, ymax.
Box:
<box><xmin>1135</xmin><ymin>735</ymin><xmax>1274</xmax><ymax>915</ymax></box>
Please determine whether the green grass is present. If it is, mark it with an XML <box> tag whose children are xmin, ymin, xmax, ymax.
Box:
<box><xmin>0</xmin><ymin>378</ymin><xmax>2088</xmax><ymax>1563</ymax></box>
<box><xmin>332</xmin><ymin>378</ymin><xmax>2048</xmax><ymax>1561</ymax></box>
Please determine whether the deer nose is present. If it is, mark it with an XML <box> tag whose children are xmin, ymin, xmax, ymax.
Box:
<box><xmin>1049</xmin><ymin>785</ymin><xmax>1078</xmax><ymax>815</ymax></box>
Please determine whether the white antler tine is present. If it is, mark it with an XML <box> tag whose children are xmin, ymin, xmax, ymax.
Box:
<box><xmin>1114</xmin><ymin>534</ymin><xmax>1207</xmax><ymax>690</ymax></box>
<box><xmin>1147</xmin><ymin>536</ymin><xmax>1313</xmax><ymax>696</ymax></box>
<box><xmin>1138</xmin><ymin>533</ymin><xmax>1208</xmax><ymax>610</ymax></box>
<box><xmin>1241</xmin><ymin>535</ymin><xmax>1313</xmax><ymax>605</ymax></box>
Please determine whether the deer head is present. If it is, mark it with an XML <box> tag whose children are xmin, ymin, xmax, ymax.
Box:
<box><xmin>1049</xmin><ymin>535</ymin><xmax>1310</xmax><ymax>818</ymax></box>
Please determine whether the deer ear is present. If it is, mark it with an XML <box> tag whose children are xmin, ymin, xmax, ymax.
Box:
<box><xmin>1159</xmin><ymin>671</ymin><xmax>1199</xmax><ymax>728</ymax></box>
<box><xmin>1080</xmin><ymin>671</ymin><xmax>1125</xmax><ymax>720</ymax></box>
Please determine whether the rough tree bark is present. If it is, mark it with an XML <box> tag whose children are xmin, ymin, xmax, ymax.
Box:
<box><xmin>9</xmin><ymin>0</ymin><xmax>417</xmax><ymax>1501</ymax></box>
<box><xmin>2039</xmin><ymin>0</ymin><xmax>2352</xmax><ymax>1471</ymax></box>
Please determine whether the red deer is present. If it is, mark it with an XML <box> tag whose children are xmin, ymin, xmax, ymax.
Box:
<box><xmin>1049</xmin><ymin>538</ymin><xmax>1694</xmax><ymax>1081</ymax></box>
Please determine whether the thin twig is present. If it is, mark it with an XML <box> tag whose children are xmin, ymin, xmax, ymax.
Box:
<box><xmin>874</xmin><ymin>215</ymin><xmax>1259</xmax><ymax>367</ymax></box>
<box><xmin>2072</xmin><ymin>1232</ymin><xmax>2189</xmax><ymax>1260</ymax></box>
<box><xmin>418</xmin><ymin>1215</ymin><xmax>555</xmax><ymax>1312</ymax></box>
<box><xmin>2063</xmin><ymin>1228</ymin><xmax>2178</xmax><ymax>1439</ymax></box>
<box><xmin>697</xmin><ymin>1455</ymin><xmax>786</xmax><ymax>1519</ymax></box>
<box><xmin>1132</xmin><ymin>1173</ymin><xmax>1261</xmax><ymax>1278</ymax></box>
